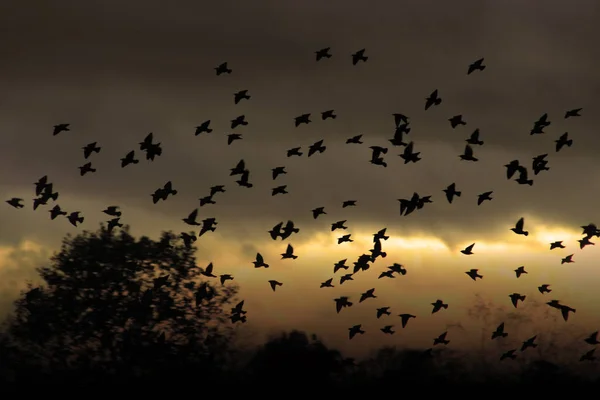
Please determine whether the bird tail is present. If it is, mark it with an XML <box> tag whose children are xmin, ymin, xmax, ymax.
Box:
<box><xmin>480</xmin><ymin>65</ymin><xmax>486</xmax><ymax>70</ymax></box>
<box><xmin>172</xmin><ymin>190</ymin><xmax>178</xmax><ymax>195</ymax></box>
<box><xmin>347</xmin><ymin>302</ymin><xmax>353</xmax><ymax>307</ymax></box>
<box><xmin>524</xmin><ymin>232</ymin><xmax>529</xmax><ymax>236</ymax></box>
<box><xmin>566</xmin><ymin>140</ymin><xmax>573</xmax><ymax>146</ymax></box>
<box><xmin>133</xmin><ymin>160</ymin><xmax>139</xmax><ymax>164</ymax></box>
<box><xmin>78</xmin><ymin>217</ymin><xmax>84</xmax><ymax>223</ymax></box>
<box><xmin>456</xmin><ymin>191</ymin><xmax>462</xmax><ymax>197</ymax></box>
<box><xmin>50</xmin><ymin>193</ymin><xmax>58</xmax><ymax>201</ymax></box>
<box><xmin>442</xmin><ymin>304</ymin><xmax>448</xmax><ymax>309</ymax></box>
<box><xmin>292</xmin><ymin>255</ymin><xmax>298</xmax><ymax>259</ymax></box>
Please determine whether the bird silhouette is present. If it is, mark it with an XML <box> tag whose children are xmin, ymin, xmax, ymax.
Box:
<box><xmin>121</xmin><ymin>151</ymin><xmax>139</xmax><ymax>168</ymax></box>
<box><xmin>348</xmin><ymin>324</ymin><xmax>365</xmax><ymax>339</ymax></box>
<box><xmin>82</xmin><ymin>142</ymin><xmax>101</xmax><ymax>159</ymax></box>
<box><xmin>461</xmin><ymin>243</ymin><xmax>475</xmax><ymax>255</ymax></box>
<box><xmin>564</xmin><ymin>108</ymin><xmax>582</xmax><ymax>118</ymax></box>
<box><xmin>227</xmin><ymin>134</ymin><xmax>242</xmax><ymax>145</ymax></box>
<box><xmin>549</xmin><ymin>241</ymin><xmax>565</xmax><ymax>250</ymax></box>
<box><xmin>340</xmin><ymin>274</ymin><xmax>354</xmax><ymax>285</ymax></box>
<box><xmin>514</xmin><ymin>266</ymin><xmax>527</xmax><ymax>278</ymax></box>
<box><xmin>504</xmin><ymin>160</ymin><xmax>520</xmax><ymax>179</ymax></box>
<box><xmin>335</xmin><ymin>297</ymin><xmax>353</xmax><ymax>313</ymax></box>
<box><xmin>477</xmin><ymin>191</ymin><xmax>493</xmax><ymax>205</ymax></box>
<box><xmin>561</xmin><ymin>254</ymin><xmax>574</xmax><ymax>264</ymax></box>
<box><xmin>253</xmin><ymin>253</ymin><xmax>269</xmax><ymax>268</ymax></box>
<box><xmin>79</xmin><ymin>162</ymin><xmax>96</xmax><ymax>176</ymax></box>
<box><xmin>287</xmin><ymin>147</ymin><xmax>303</xmax><ymax>157</ymax></box>
<box><xmin>272</xmin><ymin>166</ymin><xmax>287</xmax><ymax>180</ymax></box>
<box><xmin>268</xmin><ymin>280</ymin><xmax>282</xmax><ymax>292</ymax></box>
<box><xmin>359</xmin><ymin>288</ymin><xmax>377</xmax><ymax>302</ymax></box>
<box><xmin>584</xmin><ymin>331</ymin><xmax>599</xmax><ymax>345</ymax></box>
<box><xmin>49</xmin><ymin>205</ymin><xmax>67</xmax><ymax>220</ymax></box>
<box><xmin>521</xmin><ymin>336</ymin><xmax>537</xmax><ymax>351</ymax></box>
<box><xmin>515</xmin><ymin>166</ymin><xmax>533</xmax><ymax>186</ymax></box>
<box><xmin>459</xmin><ymin>144</ymin><xmax>478</xmax><ymax>161</ymax></box>
<box><xmin>433</xmin><ymin>332</ymin><xmax>450</xmax><ymax>345</ymax></box>
<box><xmin>220</xmin><ymin>274</ymin><xmax>234</xmax><ymax>285</ymax></box>
<box><xmin>281</xmin><ymin>244</ymin><xmax>297</xmax><ymax>260</ymax></box>
<box><xmin>380</xmin><ymin>325</ymin><xmax>395</xmax><ymax>335</ymax></box>
<box><xmin>467</xmin><ymin>58</ymin><xmax>486</xmax><ymax>74</ymax></box>
<box><xmin>271</xmin><ymin>185</ymin><xmax>288</xmax><ymax>196</ymax></box>
<box><xmin>376</xmin><ymin>307</ymin><xmax>391</xmax><ymax>318</ymax></box>
<box><xmin>200</xmin><ymin>262</ymin><xmax>217</xmax><ymax>278</ymax></box>
<box><xmin>346</xmin><ymin>135</ymin><xmax>363</xmax><ymax>144</ymax></box>
<box><xmin>312</xmin><ymin>207</ymin><xmax>326</xmax><ymax>219</ymax></box>
<box><xmin>500</xmin><ymin>349</ymin><xmax>517</xmax><ymax>361</ymax></box>
<box><xmin>351</xmin><ymin>49</ymin><xmax>368</xmax><ymax>65</ymax></box>
<box><xmin>66</xmin><ymin>211</ymin><xmax>84</xmax><ymax>227</ymax></box>
<box><xmin>443</xmin><ymin>183</ymin><xmax>461</xmax><ymax>204</ymax></box>
<box><xmin>538</xmin><ymin>284</ymin><xmax>552</xmax><ymax>294</ymax></box>
<box><xmin>399</xmin><ymin>314</ymin><xmax>416</xmax><ymax>328</ymax></box>
<box><xmin>511</xmin><ymin>217</ymin><xmax>529</xmax><ymax>236</ymax></box>
<box><xmin>6</xmin><ymin>198</ymin><xmax>24</xmax><ymax>209</ymax></box>
<box><xmin>449</xmin><ymin>115</ymin><xmax>466</xmax><ymax>128</ymax></box>
<box><xmin>294</xmin><ymin>114</ymin><xmax>311</xmax><ymax>127</ymax></box>
<box><xmin>53</xmin><ymin>123</ymin><xmax>70</xmax><ymax>135</ymax></box>
<box><xmin>215</xmin><ymin>62</ymin><xmax>232</xmax><ymax>75</ymax></box>
<box><xmin>466</xmin><ymin>129</ymin><xmax>484</xmax><ymax>145</ymax></box>
<box><xmin>431</xmin><ymin>299</ymin><xmax>448</xmax><ymax>314</ymax></box>
<box><xmin>230</xmin><ymin>115</ymin><xmax>248</xmax><ymax>129</ymax></box>
<box><xmin>195</xmin><ymin>120</ymin><xmax>212</xmax><ymax>135</ymax></box>
<box><xmin>236</xmin><ymin>170</ymin><xmax>253</xmax><ymax>188</ymax></box>
<box><xmin>333</xmin><ymin>259</ymin><xmax>348</xmax><ymax>273</ymax></box>
<box><xmin>338</xmin><ymin>234</ymin><xmax>353</xmax><ymax>244</ymax></box>
<box><xmin>400</xmin><ymin>141</ymin><xmax>421</xmax><ymax>163</ymax></box>
<box><xmin>321</xmin><ymin>110</ymin><xmax>336</xmax><ymax>120</ymax></box>
<box><xmin>580</xmin><ymin>349</ymin><xmax>596</xmax><ymax>362</ymax></box>
<box><xmin>555</xmin><ymin>132</ymin><xmax>573</xmax><ymax>152</ymax></box>
<box><xmin>234</xmin><ymin>90</ymin><xmax>250</xmax><ymax>104</ymax></box>
<box><xmin>315</xmin><ymin>47</ymin><xmax>332</xmax><ymax>61</ymax></box>
<box><xmin>465</xmin><ymin>269</ymin><xmax>483</xmax><ymax>281</ymax></box>
<box><xmin>320</xmin><ymin>278</ymin><xmax>334</xmax><ymax>288</ymax></box>
<box><xmin>492</xmin><ymin>323</ymin><xmax>508</xmax><ymax>339</ymax></box>
<box><xmin>425</xmin><ymin>90</ymin><xmax>442</xmax><ymax>110</ymax></box>
<box><xmin>308</xmin><ymin>140</ymin><xmax>326</xmax><ymax>157</ymax></box>
<box><xmin>509</xmin><ymin>293</ymin><xmax>526</xmax><ymax>308</ymax></box>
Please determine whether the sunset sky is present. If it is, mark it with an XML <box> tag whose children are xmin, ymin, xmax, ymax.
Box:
<box><xmin>1</xmin><ymin>0</ymin><xmax>599</xmax><ymax>359</ymax></box>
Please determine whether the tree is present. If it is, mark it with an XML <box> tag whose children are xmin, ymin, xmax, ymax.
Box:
<box><xmin>1</xmin><ymin>224</ymin><xmax>239</xmax><ymax>384</ymax></box>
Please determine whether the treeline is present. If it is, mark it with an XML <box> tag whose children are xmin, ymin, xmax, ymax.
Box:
<box><xmin>0</xmin><ymin>226</ymin><xmax>597</xmax><ymax>389</ymax></box>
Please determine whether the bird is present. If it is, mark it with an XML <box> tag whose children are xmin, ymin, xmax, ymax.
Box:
<box><xmin>443</xmin><ymin>183</ymin><xmax>461</xmax><ymax>204</ymax></box>
<box><xmin>538</xmin><ymin>284</ymin><xmax>552</xmax><ymax>294</ymax></box>
<box><xmin>333</xmin><ymin>259</ymin><xmax>348</xmax><ymax>273</ymax></box>
<box><xmin>227</xmin><ymin>134</ymin><xmax>242</xmax><ymax>145</ymax></box>
<box><xmin>312</xmin><ymin>207</ymin><xmax>326</xmax><ymax>219</ymax></box>
<box><xmin>253</xmin><ymin>253</ymin><xmax>269</xmax><ymax>268</ymax></box>
<box><xmin>315</xmin><ymin>47</ymin><xmax>332</xmax><ymax>61</ymax></box>
<box><xmin>399</xmin><ymin>141</ymin><xmax>421</xmax><ymax>163</ymax></box>
<box><xmin>359</xmin><ymin>288</ymin><xmax>376</xmax><ymax>302</ymax></box>
<box><xmin>200</xmin><ymin>262</ymin><xmax>217</xmax><ymax>278</ymax></box>
<box><xmin>342</xmin><ymin>200</ymin><xmax>356</xmax><ymax>208</ymax></box>
<box><xmin>82</xmin><ymin>142</ymin><xmax>101</xmax><ymax>159</ymax></box>
<box><xmin>340</xmin><ymin>274</ymin><xmax>354</xmax><ymax>285</ymax></box>
<box><xmin>338</xmin><ymin>234</ymin><xmax>353</xmax><ymax>244</ymax></box>
<box><xmin>351</xmin><ymin>49</ymin><xmax>368</xmax><ymax>65</ymax></box>
<box><xmin>564</xmin><ymin>108</ymin><xmax>582</xmax><ymax>118</ymax></box>
<box><xmin>555</xmin><ymin>133</ymin><xmax>573</xmax><ymax>152</ymax></box>
<box><xmin>492</xmin><ymin>323</ymin><xmax>508</xmax><ymax>340</ymax></box>
<box><xmin>509</xmin><ymin>293</ymin><xmax>526</xmax><ymax>308</ymax></box>
<box><xmin>49</xmin><ymin>205</ymin><xmax>67</xmax><ymax>220</ymax></box>
<box><xmin>399</xmin><ymin>314</ymin><xmax>416</xmax><ymax>328</ymax></box>
<box><xmin>120</xmin><ymin>151</ymin><xmax>139</xmax><ymax>168</ymax></box>
<box><xmin>53</xmin><ymin>123</ymin><xmax>70</xmax><ymax>135</ymax></box>
<box><xmin>433</xmin><ymin>332</ymin><xmax>450</xmax><ymax>346</ymax></box>
<box><xmin>504</xmin><ymin>160</ymin><xmax>520</xmax><ymax>179</ymax></box>
<box><xmin>230</xmin><ymin>115</ymin><xmax>248</xmax><ymax>129</ymax></box>
<box><xmin>320</xmin><ymin>278</ymin><xmax>334</xmax><ymax>288</ymax></box>
<box><xmin>294</xmin><ymin>114</ymin><xmax>311</xmax><ymax>127</ymax></box>
<box><xmin>584</xmin><ymin>331</ymin><xmax>599</xmax><ymax>345</ymax></box>
<box><xmin>466</xmin><ymin>129</ymin><xmax>484</xmax><ymax>145</ymax></box>
<box><xmin>79</xmin><ymin>162</ymin><xmax>96</xmax><ymax>176</ymax></box>
<box><xmin>561</xmin><ymin>254</ymin><xmax>574</xmax><ymax>264</ymax></box>
<box><xmin>514</xmin><ymin>266</ymin><xmax>527</xmax><ymax>278</ymax></box>
<box><xmin>348</xmin><ymin>324</ymin><xmax>365</xmax><ymax>339</ymax></box>
<box><xmin>268</xmin><ymin>280</ymin><xmax>282</xmax><ymax>292</ymax></box>
<box><xmin>271</xmin><ymin>167</ymin><xmax>286</xmax><ymax>180</ymax></box>
<box><xmin>380</xmin><ymin>326</ymin><xmax>395</xmax><ymax>335</ymax></box>
<box><xmin>425</xmin><ymin>90</ymin><xmax>441</xmax><ymax>110</ymax></box>
<box><xmin>335</xmin><ymin>297</ymin><xmax>353</xmax><ymax>313</ymax></box>
<box><xmin>6</xmin><ymin>198</ymin><xmax>24</xmax><ymax>209</ymax></box>
<box><xmin>461</xmin><ymin>243</ymin><xmax>475</xmax><ymax>255</ymax></box>
<box><xmin>195</xmin><ymin>120</ymin><xmax>212</xmax><ymax>135</ymax></box>
<box><xmin>234</xmin><ymin>90</ymin><xmax>250</xmax><ymax>104</ymax></box>
<box><xmin>287</xmin><ymin>147</ymin><xmax>303</xmax><ymax>157</ymax></box>
<box><xmin>511</xmin><ymin>217</ymin><xmax>529</xmax><ymax>236</ymax></box>
<box><xmin>67</xmin><ymin>211</ymin><xmax>84</xmax><ymax>227</ymax></box>
<box><xmin>376</xmin><ymin>307</ymin><xmax>391</xmax><ymax>318</ymax></box>
<box><xmin>449</xmin><ymin>115</ymin><xmax>466</xmax><ymax>129</ymax></box>
<box><xmin>477</xmin><ymin>191</ymin><xmax>493</xmax><ymax>205</ymax></box>
<box><xmin>321</xmin><ymin>110</ymin><xmax>336</xmax><ymax>120</ymax></box>
<box><xmin>515</xmin><ymin>166</ymin><xmax>533</xmax><ymax>186</ymax></box>
<box><xmin>550</xmin><ymin>241</ymin><xmax>565</xmax><ymax>250</ymax></box>
<box><xmin>308</xmin><ymin>140</ymin><xmax>326</xmax><ymax>157</ymax></box>
<box><xmin>467</xmin><ymin>58</ymin><xmax>485</xmax><ymax>74</ymax></box>
<box><xmin>580</xmin><ymin>349</ymin><xmax>596</xmax><ymax>362</ymax></box>
<box><xmin>500</xmin><ymin>349</ymin><xmax>517</xmax><ymax>361</ymax></box>
<box><xmin>459</xmin><ymin>144</ymin><xmax>478</xmax><ymax>161</ymax></box>
<box><xmin>271</xmin><ymin>185</ymin><xmax>288</xmax><ymax>196</ymax></box>
<box><xmin>230</xmin><ymin>160</ymin><xmax>246</xmax><ymax>176</ymax></box>
<box><xmin>346</xmin><ymin>135</ymin><xmax>363</xmax><ymax>144</ymax></box>
<box><xmin>209</xmin><ymin>186</ymin><xmax>225</xmax><ymax>196</ymax></box>
<box><xmin>465</xmin><ymin>269</ymin><xmax>483</xmax><ymax>281</ymax></box>
<box><xmin>219</xmin><ymin>274</ymin><xmax>233</xmax><ymax>285</ymax></box>
<box><xmin>281</xmin><ymin>244</ymin><xmax>297</xmax><ymax>260</ymax></box>
<box><xmin>215</xmin><ymin>62</ymin><xmax>232</xmax><ymax>75</ymax></box>
<box><xmin>431</xmin><ymin>299</ymin><xmax>448</xmax><ymax>314</ymax></box>
<box><xmin>521</xmin><ymin>336</ymin><xmax>537</xmax><ymax>352</ymax></box>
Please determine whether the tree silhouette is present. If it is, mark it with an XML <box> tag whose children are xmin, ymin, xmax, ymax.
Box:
<box><xmin>1</xmin><ymin>224</ymin><xmax>239</xmax><ymax>384</ymax></box>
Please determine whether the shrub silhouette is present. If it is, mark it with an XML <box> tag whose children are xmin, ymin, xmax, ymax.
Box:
<box><xmin>1</xmin><ymin>224</ymin><xmax>239</xmax><ymax>385</ymax></box>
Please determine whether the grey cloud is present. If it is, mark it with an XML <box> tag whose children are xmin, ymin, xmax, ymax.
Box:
<box><xmin>0</xmin><ymin>0</ymin><xmax>598</xmax><ymax>250</ymax></box>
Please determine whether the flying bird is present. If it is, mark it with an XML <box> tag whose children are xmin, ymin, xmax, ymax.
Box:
<box><xmin>449</xmin><ymin>115</ymin><xmax>466</xmax><ymax>129</ymax></box>
<box><xmin>555</xmin><ymin>132</ymin><xmax>573</xmax><ymax>152</ymax></box>
<box><xmin>465</xmin><ymin>269</ymin><xmax>483</xmax><ymax>281</ymax></box>
<box><xmin>315</xmin><ymin>47</ymin><xmax>332</xmax><ymax>61</ymax></box>
<box><xmin>53</xmin><ymin>123</ymin><xmax>70</xmax><ymax>135</ymax></box>
<box><xmin>6</xmin><ymin>198</ymin><xmax>24</xmax><ymax>209</ymax></box>
<box><xmin>467</xmin><ymin>58</ymin><xmax>486</xmax><ymax>74</ymax></box>
<box><xmin>509</xmin><ymin>293</ymin><xmax>526</xmax><ymax>308</ymax></box>
<box><xmin>253</xmin><ymin>253</ymin><xmax>269</xmax><ymax>268</ymax></box>
<box><xmin>511</xmin><ymin>217</ymin><xmax>529</xmax><ymax>236</ymax></box>
<box><xmin>538</xmin><ymin>284</ymin><xmax>552</xmax><ymax>294</ymax></box>
<box><xmin>477</xmin><ymin>191</ymin><xmax>493</xmax><ymax>205</ymax></box>
<box><xmin>425</xmin><ymin>90</ymin><xmax>441</xmax><ymax>110</ymax></box>
<box><xmin>82</xmin><ymin>142</ymin><xmax>101</xmax><ymax>159</ymax></box>
<box><xmin>461</xmin><ymin>243</ymin><xmax>475</xmax><ymax>255</ymax></box>
<box><xmin>492</xmin><ymin>323</ymin><xmax>508</xmax><ymax>340</ymax></box>
<box><xmin>564</xmin><ymin>108</ymin><xmax>582</xmax><ymax>118</ymax></box>
<box><xmin>351</xmin><ymin>49</ymin><xmax>368</xmax><ymax>65</ymax></box>
<box><xmin>215</xmin><ymin>62</ymin><xmax>232</xmax><ymax>75</ymax></box>
<box><xmin>550</xmin><ymin>241</ymin><xmax>565</xmax><ymax>250</ymax></box>
<box><xmin>268</xmin><ymin>280</ymin><xmax>282</xmax><ymax>292</ymax></box>
<box><xmin>514</xmin><ymin>266</ymin><xmax>527</xmax><ymax>278</ymax></box>
<box><xmin>431</xmin><ymin>299</ymin><xmax>448</xmax><ymax>314</ymax></box>
<box><xmin>234</xmin><ymin>90</ymin><xmax>250</xmax><ymax>104</ymax></box>
<box><xmin>466</xmin><ymin>129</ymin><xmax>484</xmax><ymax>145</ymax></box>
<box><xmin>195</xmin><ymin>120</ymin><xmax>212</xmax><ymax>135</ymax></box>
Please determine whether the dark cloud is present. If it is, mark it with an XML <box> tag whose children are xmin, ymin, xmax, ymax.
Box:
<box><xmin>1</xmin><ymin>0</ymin><xmax>598</xmax><ymax>250</ymax></box>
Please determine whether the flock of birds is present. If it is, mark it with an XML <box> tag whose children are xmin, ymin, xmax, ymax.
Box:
<box><xmin>4</xmin><ymin>47</ymin><xmax>599</xmax><ymax>363</ymax></box>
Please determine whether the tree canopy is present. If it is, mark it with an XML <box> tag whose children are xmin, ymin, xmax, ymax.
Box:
<box><xmin>2</xmin><ymin>224</ymin><xmax>239</xmax><ymax>383</ymax></box>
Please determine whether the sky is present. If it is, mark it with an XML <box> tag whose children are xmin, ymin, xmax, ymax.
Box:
<box><xmin>1</xmin><ymin>0</ymin><xmax>600</xmax><ymax>359</ymax></box>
